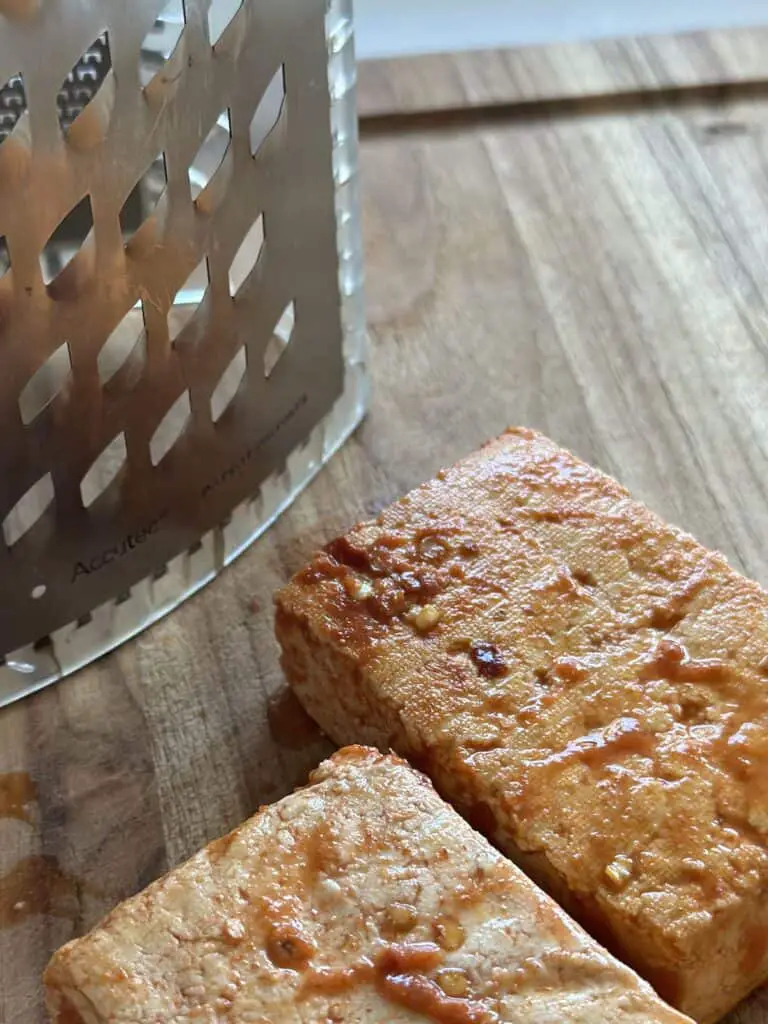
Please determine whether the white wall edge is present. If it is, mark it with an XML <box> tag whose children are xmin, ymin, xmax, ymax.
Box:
<box><xmin>353</xmin><ymin>0</ymin><xmax>764</xmax><ymax>60</ymax></box>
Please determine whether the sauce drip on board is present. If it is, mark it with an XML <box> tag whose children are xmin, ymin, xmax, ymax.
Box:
<box><xmin>0</xmin><ymin>855</ymin><xmax>79</xmax><ymax>929</ymax></box>
<box><xmin>0</xmin><ymin>771</ymin><xmax>82</xmax><ymax>930</ymax></box>
<box><xmin>0</xmin><ymin>772</ymin><xmax>36</xmax><ymax>824</ymax></box>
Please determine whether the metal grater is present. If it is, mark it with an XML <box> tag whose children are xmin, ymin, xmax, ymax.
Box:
<box><xmin>1</xmin><ymin>35</ymin><xmax>112</xmax><ymax>274</ymax></box>
<box><xmin>2</xmin><ymin>29</ymin><xmax>165</xmax><ymax>274</ymax></box>
<box><xmin>0</xmin><ymin>0</ymin><xmax>368</xmax><ymax>704</ymax></box>
<box><xmin>0</xmin><ymin>72</ymin><xmax>24</xmax><ymax>142</ymax></box>
<box><xmin>1</xmin><ymin>35</ymin><xmax>111</xmax><ymax>140</ymax></box>
<box><xmin>57</xmin><ymin>33</ymin><xmax>112</xmax><ymax>132</ymax></box>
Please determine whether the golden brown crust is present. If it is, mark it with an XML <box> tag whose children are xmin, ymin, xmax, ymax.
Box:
<box><xmin>276</xmin><ymin>428</ymin><xmax>768</xmax><ymax>1023</ymax></box>
<box><xmin>45</xmin><ymin>747</ymin><xmax>690</xmax><ymax>1023</ymax></box>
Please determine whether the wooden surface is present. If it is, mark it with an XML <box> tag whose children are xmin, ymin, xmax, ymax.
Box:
<box><xmin>3</xmin><ymin>26</ymin><xmax>768</xmax><ymax>1024</ymax></box>
<box><xmin>358</xmin><ymin>26</ymin><xmax>768</xmax><ymax>117</ymax></box>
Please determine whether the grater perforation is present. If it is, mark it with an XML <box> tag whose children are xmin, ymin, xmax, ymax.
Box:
<box><xmin>0</xmin><ymin>0</ymin><xmax>368</xmax><ymax>705</ymax></box>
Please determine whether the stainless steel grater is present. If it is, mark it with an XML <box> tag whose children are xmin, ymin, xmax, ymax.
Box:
<box><xmin>2</xmin><ymin>34</ymin><xmax>113</xmax><ymax>281</ymax></box>
<box><xmin>0</xmin><ymin>0</ymin><xmax>369</xmax><ymax>705</ymax></box>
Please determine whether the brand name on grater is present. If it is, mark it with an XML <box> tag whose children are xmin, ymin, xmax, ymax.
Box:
<box><xmin>70</xmin><ymin>512</ymin><xmax>169</xmax><ymax>582</ymax></box>
<box><xmin>68</xmin><ymin>394</ymin><xmax>310</xmax><ymax>583</ymax></box>
<box><xmin>200</xmin><ymin>393</ymin><xmax>309</xmax><ymax>498</ymax></box>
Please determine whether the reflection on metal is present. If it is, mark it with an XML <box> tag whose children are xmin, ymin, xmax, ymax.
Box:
<box><xmin>0</xmin><ymin>0</ymin><xmax>368</xmax><ymax>704</ymax></box>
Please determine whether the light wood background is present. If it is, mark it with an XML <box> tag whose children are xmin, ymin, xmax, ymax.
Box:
<box><xmin>357</xmin><ymin>26</ymin><xmax>768</xmax><ymax>115</ymax></box>
<box><xmin>2</xmin><ymin>27</ymin><xmax>768</xmax><ymax>1024</ymax></box>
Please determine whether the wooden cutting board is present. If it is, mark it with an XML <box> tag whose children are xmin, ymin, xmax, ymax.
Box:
<box><xmin>3</xmin><ymin>27</ymin><xmax>768</xmax><ymax>1023</ymax></box>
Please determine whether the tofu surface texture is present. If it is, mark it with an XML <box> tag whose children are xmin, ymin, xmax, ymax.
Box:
<box><xmin>276</xmin><ymin>428</ymin><xmax>768</xmax><ymax>1023</ymax></box>
<box><xmin>44</xmin><ymin>747</ymin><xmax>691</xmax><ymax>1024</ymax></box>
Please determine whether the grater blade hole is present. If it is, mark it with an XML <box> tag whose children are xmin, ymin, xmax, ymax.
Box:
<box><xmin>210</xmin><ymin>346</ymin><xmax>247</xmax><ymax>423</ymax></box>
<box><xmin>80</xmin><ymin>433</ymin><xmax>128</xmax><ymax>508</ymax></box>
<box><xmin>0</xmin><ymin>72</ymin><xmax>27</xmax><ymax>145</ymax></box>
<box><xmin>0</xmin><ymin>236</ymin><xmax>10</xmax><ymax>280</ymax></box>
<box><xmin>18</xmin><ymin>342</ymin><xmax>72</xmax><ymax>425</ymax></box>
<box><xmin>98</xmin><ymin>306</ymin><xmax>146</xmax><ymax>387</ymax></box>
<box><xmin>140</xmin><ymin>0</ymin><xmax>186</xmax><ymax>89</ymax></box>
<box><xmin>228</xmin><ymin>214</ymin><xmax>264</xmax><ymax>298</ymax></box>
<box><xmin>249</xmin><ymin>66</ymin><xmax>286</xmax><ymax>158</ymax></box>
<box><xmin>190</xmin><ymin>109</ymin><xmax>231</xmax><ymax>206</ymax></box>
<box><xmin>264</xmin><ymin>301</ymin><xmax>295</xmax><ymax>378</ymax></box>
<box><xmin>169</xmin><ymin>258</ymin><xmax>209</xmax><ymax>344</ymax></box>
<box><xmin>120</xmin><ymin>152</ymin><xmax>168</xmax><ymax>245</ymax></box>
<box><xmin>40</xmin><ymin>194</ymin><xmax>94</xmax><ymax>289</ymax></box>
<box><xmin>58</xmin><ymin>31</ymin><xmax>112</xmax><ymax>136</ymax></box>
<box><xmin>3</xmin><ymin>473</ymin><xmax>55</xmax><ymax>547</ymax></box>
<box><xmin>150</xmin><ymin>391</ymin><xmax>191</xmax><ymax>466</ymax></box>
<box><xmin>208</xmin><ymin>0</ymin><xmax>244</xmax><ymax>47</ymax></box>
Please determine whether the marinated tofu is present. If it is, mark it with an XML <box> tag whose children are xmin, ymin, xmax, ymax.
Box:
<box><xmin>45</xmin><ymin>747</ymin><xmax>691</xmax><ymax>1023</ymax></box>
<box><xmin>276</xmin><ymin>428</ymin><xmax>768</xmax><ymax>1022</ymax></box>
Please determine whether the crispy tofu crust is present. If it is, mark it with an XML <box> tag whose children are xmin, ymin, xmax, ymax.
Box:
<box><xmin>275</xmin><ymin>428</ymin><xmax>768</xmax><ymax>1023</ymax></box>
<box><xmin>45</xmin><ymin>747</ymin><xmax>690</xmax><ymax>1023</ymax></box>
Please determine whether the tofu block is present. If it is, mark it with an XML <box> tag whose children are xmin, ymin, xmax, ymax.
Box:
<box><xmin>276</xmin><ymin>428</ymin><xmax>768</xmax><ymax>1023</ymax></box>
<box><xmin>45</xmin><ymin>747</ymin><xmax>690</xmax><ymax>1024</ymax></box>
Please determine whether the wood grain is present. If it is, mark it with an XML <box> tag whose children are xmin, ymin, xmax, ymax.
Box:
<box><xmin>358</xmin><ymin>26</ymin><xmax>768</xmax><ymax>117</ymax></box>
<box><xmin>3</xmin><ymin>31</ymin><xmax>768</xmax><ymax>1023</ymax></box>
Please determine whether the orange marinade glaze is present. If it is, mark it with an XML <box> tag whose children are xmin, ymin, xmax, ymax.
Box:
<box><xmin>276</xmin><ymin>428</ymin><xmax>768</xmax><ymax>1022</ymax></box>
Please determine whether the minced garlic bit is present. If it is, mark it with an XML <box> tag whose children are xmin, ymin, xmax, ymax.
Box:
<box><xmin>645</xmin><ymin>706</ymin><xmax>673</xmax><ymax>734</ymax></box>
<box><xmin>434</xmin><ymin>916</ymin><xmax>465</xmax><ymax>951</ymax></box>
<box><xmin>605</xmin><ymin>854</ymin><xmax>634</xmax><ymax>889</ymax></box>
<box><xmin>386</xmin><ymin>903</ymin><xmax>418</xmax><ymax>933</ymax></box>
<box><xmin>748</xmin><ymin>804</ymin><xmax>768</xmax><ymax>834</ymax></box>
<box><xmin>223</xmin><ymin>919</ymin><xmax>245</xmax><ymax>942</ymax></box>
<box><xmin>437</xmin><ymin>968</ymin><xmax>469</xmax><ymax>997</ymax></box>
<box><xmin>408</xmin><ymin>604</ymin><xmax>442</xmax><ymax>633</ymax></box>
<box><xmin>343</xmin><ymin>575</ymin><xmax>374</xmax><ymax>601</ymax></box>
<box><xmin>447</xmin><ymin>637</ymin><xmax>472</xmax><ymax>653</ymax></box>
